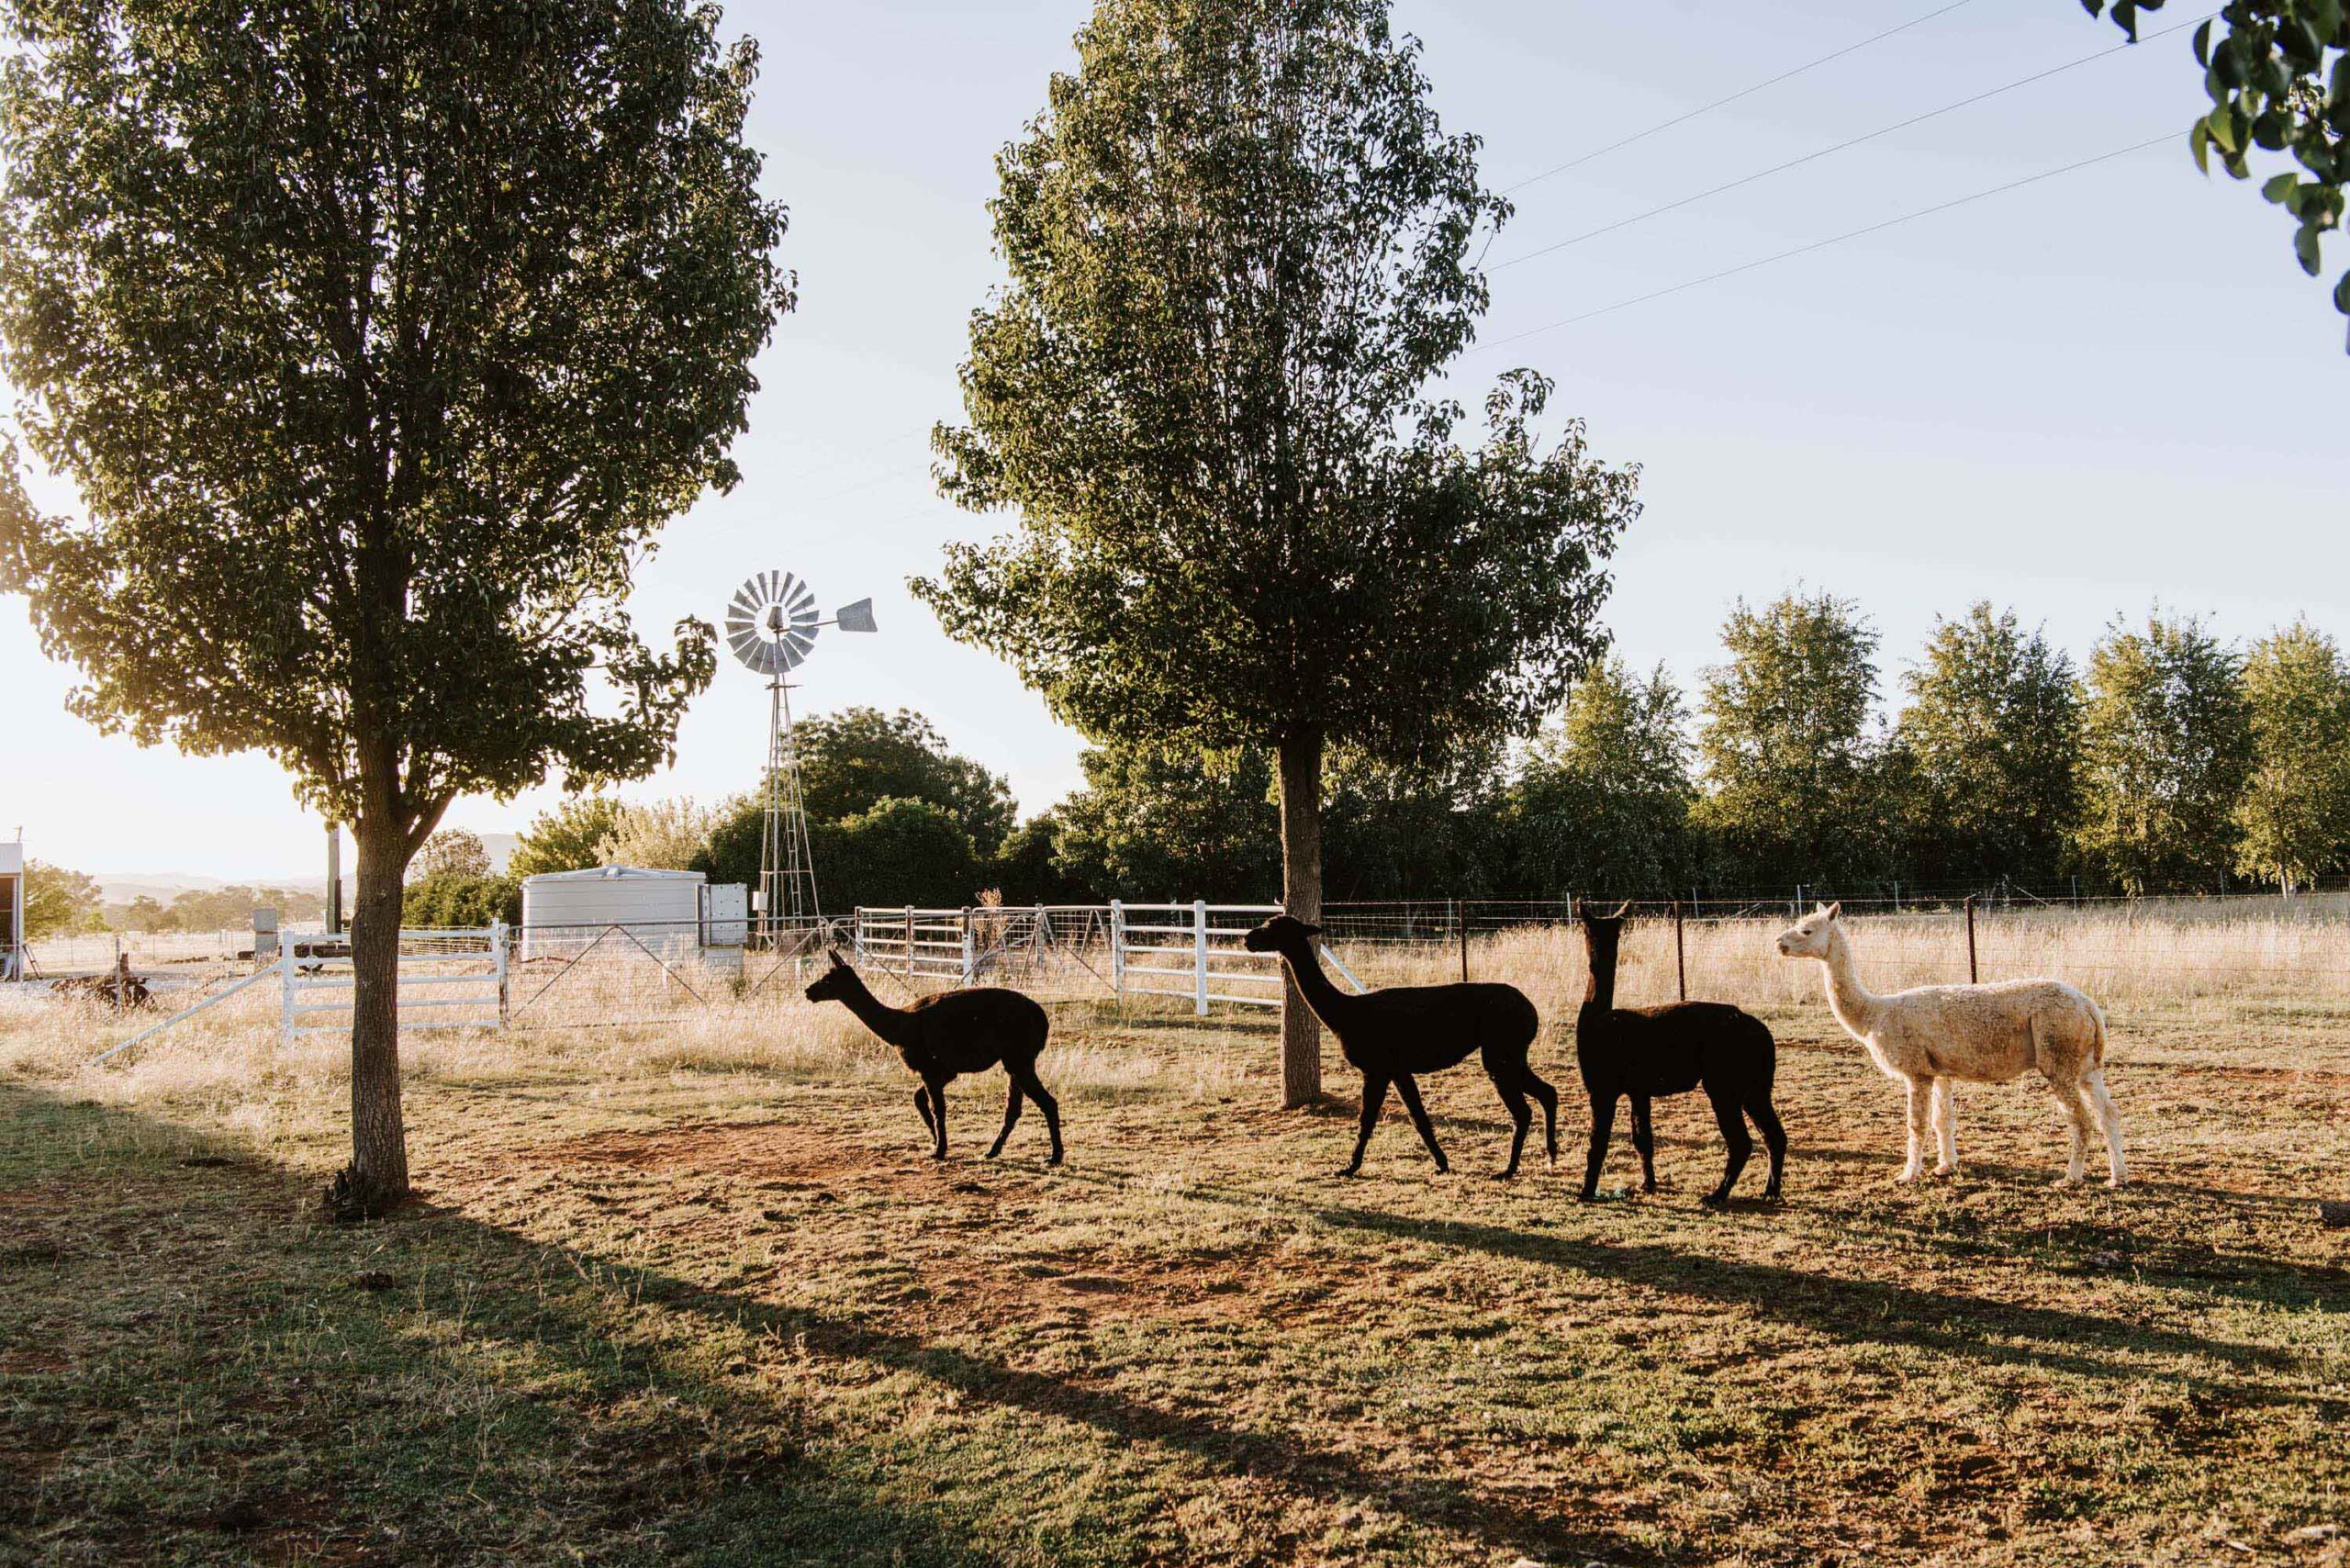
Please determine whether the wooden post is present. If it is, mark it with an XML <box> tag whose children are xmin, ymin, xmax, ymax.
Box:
<box><xmin>960</xmin><ymin>906</ymin><xmax>974</xmax><ymax>987</ymax></box>
<box><xmin>1459</xmin><ymin>902</ymin><xmax>1469</xmax><ymax>983</ymax></box>
<box><xmin>903</xmin><ymin>905</ymin><xmax>914</xmax><ymax>985</ymax></box>
<box><xmin>1673</xmin><ymin>900</ymin><xmax>1686</xmax><ymax>1002</ymax></box>
<box><xmin>1964</xmin><ymin>894</ymin><xmax>1978</xmax><ymax>983</ymax></box>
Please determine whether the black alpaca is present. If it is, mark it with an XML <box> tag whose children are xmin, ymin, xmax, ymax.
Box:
<box><xmin>1243</xmin><ymin>915</ymin><xmax>1558</xmax><ymax>1179</ymax></box>
<box><xmin>804</xmin><ymin>951</ymin><xmax>1063</xmax><ymax>1165</ymax></box>
<box><xmin>1574</xmin><ymin>902</ymin><xmax>1785</xmax><ymax>1206</ymax></box>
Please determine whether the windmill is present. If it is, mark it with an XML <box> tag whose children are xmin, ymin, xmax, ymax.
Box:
<box><xmin>723</xmin><ymin>571</ymin><xmax>876</xmax><ymax>946</ymax></box>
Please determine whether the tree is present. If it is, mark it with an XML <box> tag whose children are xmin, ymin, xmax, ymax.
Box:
<box><xmin>2233</xmin><ymin>619</ymin><xmax>2350</xmax><ymax>890</ymax></box>
<box><xmin>1322</xmin><ymin>741</ymin><xmax>1506</xmax><ymax>900</ymax></box>
<box><xmin>412</xmin><ymin>829</ymin><xmax>492</xmax><ymax>882</ymax></box>
<box><xmin>0</xmin><ymin>0</ymin><xmax>789</xmax><ymax>1214</ymax></box>
<box><xmin>402</xmin><ymin>872</ymin><xmax>521</xmax><ymax>930</ymax></box>
<box><xmin>1505</xmin><ymin>659</ymin><xmax>1696</xmax><ymax>899</ymax></box>
<box><xmin>815</xmin><ymin>799</ymin><xmax>981</xmax><ymax>912</ymax></box>
<box><xmin>989</xmin><ymin>812</ymin><xmax>1098</xmax><ymax>905</ymax></box>
<box><xmin>22</xmin><ymin>860</ymin><xmax>103</xmax><ymax>939</ymax></box>
<box><xmin>795</xmin><ymin>708</ymin><xmax>1017</xmax><ymax>857</ymax></box>
<box><xmin>1894</xmin><ymin>604</ymin><xmax>2083</xmax><ymax>886</ymax></box>
<box><xmin>2076</xmin><ymin>610</ymin><xmax>2253</xmax><ymax>892</ymax></box>
<box><xmin>1051</xmin><ymin>742</ymin><xmax>1281</xmax><ymax>902</ymax></box>
<box><xmin>600</xmin><ymin>798</ymin><xmax>724</xmax><ymax>872</ymax></box>
<box><xmin>1695</xmin><ymin>592</ymin><xmax>1886</xmax><ymax>891</ymax></box>
<box><xmin>918</xmin><ymin>0</ymin><xmax>1638</xmax><ymax>1103</ymax></box>
<box><xmin>509</xmin><ymin>797</ymin><xmax>625</xmax><ymax>879</ymax></box>
<box><xmin>2087</xmin><ymin>2</ymin><xmax>2349</xmax><ymax>338</ymax></box>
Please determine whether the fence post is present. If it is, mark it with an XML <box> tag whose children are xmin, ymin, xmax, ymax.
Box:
<box><xmin>1192</xmin><ymin>899</ymin><xmax>1209</xmax><ymax>1016</ymax></box>
<box><xmin>960</xmin><ymin>907</ymin><xmax>975</xmax><ymax>987</ymax></box>
<box><xmin>278</xmin><ymin>946</ymin><xmax>295</xmax><ymax>1045</ymax></box>
<box><xmin>1459</xmin><ymin>903</ymin><xmax>1470</xmax><ymax>983</ymax></box>
<box><xmin>1964</xmin><ymin>894</ymin><xmax>1979</xmax><ymax>983</ymax></box>
<box><xmin>1673</xmin><ymin>900</ymin><xmax>1686</xmax><ymax>1002</ymax></box>
<box><xmin>853</xmin><ymin>907</ymin><xmax>867</xmax><ymax>965</ymax></box>
<box><xmin>1795</xmin><ymin>882</ymin><xmax>1805</xmax><ymax>918</ymax></box>
<box><xmin>1109</xmin><ymin>900</ymin><xmax>1126</xmax><ymax>1002</ymax></box>
<box><xmin>493</xmin><ymin>920</ymin><xmax>509</xmax><ymax>1027</ymax></box>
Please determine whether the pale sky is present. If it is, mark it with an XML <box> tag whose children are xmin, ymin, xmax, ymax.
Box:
<box><xmin>6</xmin><ymin>0</ymin><xmax>2346</xmax><ymax>883</ymax></box>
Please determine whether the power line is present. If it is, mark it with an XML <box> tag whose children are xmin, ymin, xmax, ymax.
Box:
<box><xmin>1497</xmin><ymin>0</ymin><xmax>1983</xmax><ymax>198</ymax></box>
<box><xmin>1472</xmin><ymin>131</ymin><xmax>2175</xmax><ymax>354</ymax></box>
<box><xmin>1493</xmin><ymin>10</ymin><xmax>2210</xmax><ymax>273</ymax></box>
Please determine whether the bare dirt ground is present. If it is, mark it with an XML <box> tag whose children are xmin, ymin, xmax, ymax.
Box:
<box><xmin>2</xmin><ymin>999</ymin><xmax>2347</xmax><ymax>1566</ymax></box>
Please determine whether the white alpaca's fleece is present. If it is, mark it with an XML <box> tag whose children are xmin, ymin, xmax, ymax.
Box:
<box><xmin>1775</xmin><ymin>905</ymin><xmax>2125</xmax><ymax>1188</ymax></box>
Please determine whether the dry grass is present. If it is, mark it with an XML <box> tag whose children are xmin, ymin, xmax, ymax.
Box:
<box><xmin>3</xmin><ymin>933</ymin><xmax>2348</xmax><ymax>1566</ymax></box>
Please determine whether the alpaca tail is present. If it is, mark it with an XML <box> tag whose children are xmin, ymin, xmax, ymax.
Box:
<box><xmin>2082</xmin><ymin>993</ymin><xmax>2109</xmax><ymax>1071</ymax></box>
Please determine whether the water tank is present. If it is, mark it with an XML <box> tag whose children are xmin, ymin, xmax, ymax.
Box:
<box><xmin>520</xmin><ymin>866</ymin><xmax>706</xmax><ymax>960</ymax></box>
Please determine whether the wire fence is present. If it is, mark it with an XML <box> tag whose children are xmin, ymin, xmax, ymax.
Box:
<box><xmin>35</xmin><ymin>888</ymin><xmax>2350</xmax><ymax>1070</ymax></box>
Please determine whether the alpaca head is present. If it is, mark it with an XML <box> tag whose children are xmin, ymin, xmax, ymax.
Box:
<box><xmin>802</xmin><ymin>948</ymin><xmax>856</xmax><ymax>1002</ymax></box>
<box><xmin>1774</xmin><ymin>902</ymin><xmax>1841</xmax><ymax>959</ymax></box>
<box><xmin>1576</xmin><ymin>901</ymin><xmax>1632</xmax><ymax>966</ymax></box>
<box><xmin>1242</xmin><ymin>914</ymin><xmax>1322</xmax><ymax>954</ymax></box>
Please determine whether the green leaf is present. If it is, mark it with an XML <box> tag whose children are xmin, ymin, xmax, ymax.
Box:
<box><xmin>2193</xmin><ymin>18</ymin><xmax>2213</xmax><ymax>66</ymax></box>
<box><xmin>2191</xmin><ymin>119</ymin><xmax>2212</xmax><ymax>174</ymax></box>
<box><xmin>2206</xmin><ymin>106</ymin><xmax>2239</xmax><ymax>156</ymax></box>
<box><xmin>2265</xmin><ymin>172</ymin><xmax>2302</xmax><ymax>205</ymax></box>
<box><xmin>2333</xmin><ymin>269</ymin><xmax>2350</xmax><ymax>314</ymax></box>
<box><xmin>2297</xmin><ymin>223</ymin><xmax>2323</xmax><ymax>275</ymax></box>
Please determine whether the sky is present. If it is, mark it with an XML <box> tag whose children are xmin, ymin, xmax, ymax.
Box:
<box><xmin>5</xmin><ymin>0</ymin><xmax>2347</xmax><ymax>884</ymax></box>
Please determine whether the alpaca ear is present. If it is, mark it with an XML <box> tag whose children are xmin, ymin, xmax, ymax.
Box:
<box><xmin>1612</xmin><ymin>901</ymin><xmax>1632</xmax><ymax>921</ymax></box>
<box><xmin>1823</xmin><ymin>902</ymin><xmax>1841</xmax><ymax>921</ymax></box>
<box><xmin>827</xmin><ymin>949</ymin><xmax>846</xmax><ymax>969</ymax></box>
<box><xmin>1302</xmin><ymin>921</ymin><xmax>1324</xmax><ymax>937</ymax></box>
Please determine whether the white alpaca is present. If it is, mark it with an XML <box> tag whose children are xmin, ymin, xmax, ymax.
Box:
<box><xmin>1774</xmin><ymin>904</ymin><xmax>2124</xmax><ymax>1188</ymax></box>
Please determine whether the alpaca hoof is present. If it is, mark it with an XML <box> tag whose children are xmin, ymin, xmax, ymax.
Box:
<box><xmin>1337</xmin><ymin>1166</ymin><xmax>1362</xmax><ymax>1180</ymax></box>
<box><xmin>1894</xmin><ymin>1170</ymin><xmax>1921</xmax><ymax>1185</ymax></box>
<box><xmin>1489</xmin><ymin>1168</ymin><xmax>1518</xmax><ymax>1182</ymax></box>
<box><xmin>1699</xmin><ymin>1192</ymin><xmax>1730</xmax><ymax>1210</ymax></box>
<box><xmin>1575</xmin><ymin>1189</ymin><xmax>1599</xmax><ymax>1204</ymax></box>
<box><xmin>1640</xmin><ymin>1182</ymin><xmax>1659</xmax><ymax>1195</ymax></box>
<box><xmin>1046</xmin><ymin>1153</ymin><xmax>1065</xmax><ymax>1168</ymax></box>
<box><xmin>1763</xmin><ymin>1187</ymin><xmax>1784</xmax><ymax>1203</ymax></box>
<box><xmin>1930</xmin><ymin>1165</ymin><xmax>1957</xmax><ymax>1181</ymax></box>
<box><xmin>2053</xmin><ymin>1173</ymin><xmax>2082</xmax><ymax>1189</ymax></box>
<box><xmin>2104</xmin><ymin>1178</ymin><xmax>2125</xmax><ymax>1191</ymax></box>
<box><xmin>983</xmin><ymin>1148</ymin><xmax>1003</xmax><ymax>1160</ymax></box>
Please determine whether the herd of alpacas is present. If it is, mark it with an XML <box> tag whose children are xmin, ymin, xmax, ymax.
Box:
<box><xmin>803</xmin><ymin>902</ymin><xmax>2128</xmax><ymax>1198</ymax></box>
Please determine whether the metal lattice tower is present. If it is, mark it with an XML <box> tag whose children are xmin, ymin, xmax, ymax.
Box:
<box><xmin>723</xmin><ymin>571</ymin><xmax>875</xmax><ymax>946</ymax></box>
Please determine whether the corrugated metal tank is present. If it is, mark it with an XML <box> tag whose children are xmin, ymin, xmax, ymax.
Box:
<box><xmin>519</xmin><ymin>866</ymin><xmax>705</xmax><ymax>959</ymax></box>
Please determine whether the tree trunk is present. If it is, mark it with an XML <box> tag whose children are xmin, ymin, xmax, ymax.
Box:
<box><xmin>341</xmin><ymin>820</ymin><xmax>411</xmax><ymax>1216</ymax></box>
<box><xmin>1277</xmin><ymin>729</ymin><xmax>1325</xmax><ymax>1107</ymax></box>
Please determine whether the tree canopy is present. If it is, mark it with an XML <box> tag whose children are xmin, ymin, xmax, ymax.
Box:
<box><xmin>795</xmin><ymin>708</ymin><xmax>1017</xmax><ymax>857</ymax></box>
<box><xmin>2087</xmin><ymin>0</ymin><xmax>2349</xmax><ymax>336</ymax></box>
<box><xmin>0</xmin><ymin>0</ymin><xmax>792</xmax><ymax>1213</ymax></box>
<box><xmin>2076</xmin><ymin>610</ymin><xmax>2253</xmax><ymax>893</ymax></box>
<box><xmin>2233</xmin><ymin>620</ymin><xmax>2350</xmax><ymax>890</ymax></box>
<box><xmin>918</xmin><ymin>0</ymin><xmax>1637</xmax><ymax>1101</ymax></box>
<box><xmin>509</xmin><ymin>797</ymin><xmax>626</xmax><ymax>879</ymax></box>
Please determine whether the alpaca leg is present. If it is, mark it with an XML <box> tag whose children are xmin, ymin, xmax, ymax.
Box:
<box><xmin>1700</xmin><ymin>1082</ymin><xmax>1752</xmax><ymax>1208</ymax></box>
<box><xmin>924</xmin><ymin>1078</ymin><xmax>949</xmax><ymax>1159</ymax></box>
<box><xmin>1930</xmin><ymin>1078</ymin><xmax>1958</xmax><ymax>1177</ymax></box>
<box><xmin>1629</xmin><ymin>1096</ymin><xmax>1661</xmax><ymax>1193</ymax></box>
<box><xmin>1749</xmin><ymin>1098</ymin><xmax>1788</xmax><ymax>1201</ymax></box>
<box><xmin>1343</xmin><ymin>1075</ymin><xmax>1389</xmax><ymax>1177</ymax></box>
<box><xmin>1486</xmin><ymin>1071</ymin><xmax>1532</xmax><ymax>1181</ymax></box>
<box><xmin>1579</xmin><ymin>1094</ymin><xmax>1617</xmax><ymax>1202</ymax></box>
<box><xmin>1526</xmin><ymin>1070</ymin><xmax>1560</xmax><ymax>1164</ymax></box>
<box><xmin>2081</xmin><ymin>1070</ymin><xmax>2124</xmax><ymax>1188</ymax></box>
<box><xmin>1011</xmin><ymin>1060</ymin><xmax>1064</xmax><ymax>1167</ymax></box>
<box><xmin>1897</xmin><ymin>1078</ymin><xmax>1927</xmax><ymax>1182</ymax></box>
<box><xmin>912</xmin><ymin>1086</ymin><xmax>936</xmax><ymax>1145</ymax></box>
<box><xmin>985</xmin><ymin>1077</ymin><xmax>1024</xmax><ymax>1159</ymax></box>
<box><xmin>2045</xmin><ymin>1071</ymin><xmax>2090</xmax><ymax>1185</ymax></box>
<box><xmin>1393</xmin><ymin>1074</ymin><xmax>1449</xmax><ymax>1173</ymax></box>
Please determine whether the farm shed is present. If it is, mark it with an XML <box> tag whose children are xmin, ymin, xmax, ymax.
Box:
<box><xmin>520</xmin><ymin>866</ymin><xmax>705</xmax><ymax>960</ymax></box>
<box><xmin>0</xmin><ymin>839</ymin><xmax>21</xmax><ymax>981</ymax></box>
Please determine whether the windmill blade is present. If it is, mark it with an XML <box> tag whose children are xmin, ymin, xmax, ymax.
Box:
<box><xmin>834</xmin><ymin>599</ymin><xmax>877</xmax><ymax>633</ymax></box>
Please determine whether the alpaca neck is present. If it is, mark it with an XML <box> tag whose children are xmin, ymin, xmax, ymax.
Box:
<box><xmin>1816</xmin><ymin>927</ymin><xmax>1884</xmax><ymax>1037</ymax></box>
<box><xmin>1581</xmin><ymin>951</ymin><xmax>1617</xmax><ymax>1016</ymax></box>
<box><xmin>1277</xmin><ymin>938</ymin><xmax>1354</xmax><ymax>1029</ymax></box>
<box><xmin>832</xmin><ymin>971</ymin><xmax>913</xmax><ymax>1047</ymax></box>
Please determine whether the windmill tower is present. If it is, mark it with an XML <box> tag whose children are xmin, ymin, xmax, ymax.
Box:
<box><xmin>723</xmin><ymin>572</ymin><xmax>876</xmax><ymax>946</ymax></box>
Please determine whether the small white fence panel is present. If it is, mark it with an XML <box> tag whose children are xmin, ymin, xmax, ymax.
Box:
<box><xmin>284</xmin><ymin>924</ymin><xmax>506</xmax><ymax>1039</ymax></box>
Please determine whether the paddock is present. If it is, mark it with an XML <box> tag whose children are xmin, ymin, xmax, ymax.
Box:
<box><xmin>2</xmin><ymin>949</ymin><xmax>2344</xmax><ymax>1565</ymax></box>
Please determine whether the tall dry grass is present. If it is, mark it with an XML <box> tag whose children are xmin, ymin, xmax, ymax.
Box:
<box><xmin>7</xmin><ymin>905</ymin><xmax>2344</xmax><ymax>1133</ymax></box>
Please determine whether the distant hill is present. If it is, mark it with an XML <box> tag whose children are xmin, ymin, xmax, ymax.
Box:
<box><xmin>97</xmin><ymin>873</ymin><xmax>231</xmax><ymax>903</ymax></box>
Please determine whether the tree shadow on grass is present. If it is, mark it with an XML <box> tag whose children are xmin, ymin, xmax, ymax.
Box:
<box><xmin>0</xmin><ymin>1083</ymin><xmax>1650</xmax><ymax>1568</ymax></box>
<box><xmin>1043</xmin><ymin>1167</ymin><xmax>2313</xmax><ymax>1399</ymax></box>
